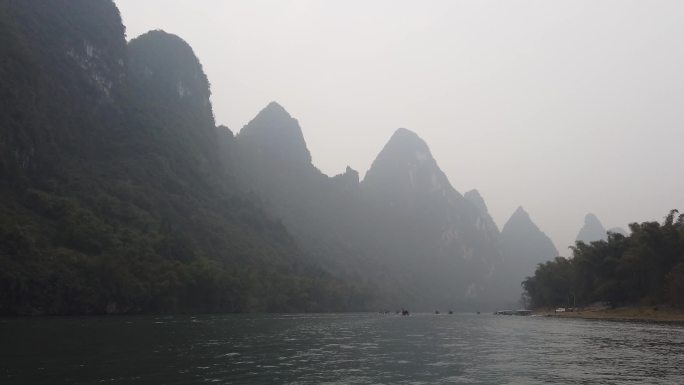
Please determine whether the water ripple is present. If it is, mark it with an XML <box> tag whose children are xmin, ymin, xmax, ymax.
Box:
<box><xmin>1</xmin><ymin>313</ymin><xmax>683</xmax><ymax>384</ymax></box>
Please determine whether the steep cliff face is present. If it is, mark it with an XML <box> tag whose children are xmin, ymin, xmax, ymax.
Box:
<box><xmin>0</xmin><ymin>1</ymin><xmax>363</xmax><ymax>315</ymax></box>
<box><xmin>234</xmin><ymin>102</ymin><xmax>329</xmax><ymax>214</ymax></box>
<box><xmin>129</xmin><ymin>31</ymin><xmax>211</xmax><ymax>111</ymax></box>
<box><xmin>0</xmin><ymin>0</ymin><xmax>128</xmax><ymax>180</ymax></box>
<box><xmin>360</xmin><ymin>128</ymin><xmax>502</xmax><ymax>308</ymax></box>
<box><xmin>126</xmin><ymin>30</ymin><xmax>231</xmax><ymax>187</ymax></box>
<box><xmin>464</xmin><ymin>189</ymin><xmax>502</xmax><ymax>241</ymax></box>
<box><xmin>234</xmin><ymin>102</ymin><xmax>331</xmax><ymax>228</ymax></box>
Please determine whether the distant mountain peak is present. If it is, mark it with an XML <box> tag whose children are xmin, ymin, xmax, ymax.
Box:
<box><xmin>576</xmin><ymin>212</ymin><xmax>607</xmax><ymax>243</ymax></box>
<box><xmin>501</xmin><ymin>206</ymin><xmax>558</xmax><ymax>256</ymax></box>
<box><xmin>385</xmin><ymin>128</ymin><xmax>432</xmax><ymax>158</ymax></box>
<box><xmin>511</xmin><ymin>206</ymin><xmax>532</xmax><ymax>221</ymax></box>
<box><xmin>394</xmin><ymin>127</ymin><xmax>420</xmax><ymax>138</ymax></box>
<box><xmin>237</xmin><ymin>102</ymin><xmax>312</xmax><ymax>166</ymax></box>
<box><xmin>362</xmin><ymin>128</ymin><xmax>456</xmax><ymax>202</ymax></box>
<box><xmin>502</xmin><ymin>206</ymin><xmax>559</xmax><ymax>253</ymax></box>
<box><xmin>464</xmin><ymin>189</ymin><xmax>487</xmax><ymax>213</ymax></box>
<box><xmin>584</xmin><ymin>212</ymin><xmax>601</xmax><ymax>224</ymax></box>
<box><xmin>365</xmin><ymin>128</ymin><xmax>436</xmax><ymax>174</ymax></box>
<box><xmin>499</xmin><ymin>205</ymin><xmax>559</xmax><ymax>296</ymax></box>
<box><xmin>128</xmin><ymin>29</ymin><xmax>212</xmax><ymax>114</ymax></box>
<box><xmin>261</xmin><ymin>101</ymin><xmax>292</xmax><ymax>119</ymax></box>
<box><xmin>503</xmin><ymin>206</ymin><xmax>537</xmax><ymax>233</ymax></box>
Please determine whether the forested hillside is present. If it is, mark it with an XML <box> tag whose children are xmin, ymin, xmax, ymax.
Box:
<box><xmin>523</xmin><ymin>210</ymin><xmax>684</xmax><ymax>309</ymax></box>
<box><xmin>0</xmin><ymin>1</ymin><xmax>369</xmax><ymax>315</ymax></box>
<box><xmin>1</xmin><ymin>0</ymin><xmax>576</xmax><ymax>315</ymax></box>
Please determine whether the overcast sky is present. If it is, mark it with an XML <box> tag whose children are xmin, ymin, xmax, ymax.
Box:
<box><xmin>115</xmin><ymin>0</ymin><xmax>684</xmax><ymax>253</ymax></box>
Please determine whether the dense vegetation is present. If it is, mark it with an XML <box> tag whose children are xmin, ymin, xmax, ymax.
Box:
<box><xmin>0</xmin><ymin>1</ymin><xmax>371</xmax><ymax>315</ymax></box>
<box><xmin>0</xmin><ymin>1</ymin><xmax>561</xmax><ymax>314</ymax></box>
<box><xmin>5</xmin><ymin>1</ymin><xmax>679</xmax><ymax>316</ymax></box>
<box><xmin>522</xmin><ymin>210</ymin><xmax>684</xmax><ymax>309</ymax></box>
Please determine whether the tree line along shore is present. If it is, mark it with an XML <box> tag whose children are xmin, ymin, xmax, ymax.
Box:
<box><xmin>523</xmin><ymin>210</ymin><xmax>684</xmax><ymax>322</ymax></box>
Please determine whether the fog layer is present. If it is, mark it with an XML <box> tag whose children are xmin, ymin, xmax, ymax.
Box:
<box><xmin>115</xmin><ymin>0</ymin><xmax>684</xmax><ymax>251</ymax></box>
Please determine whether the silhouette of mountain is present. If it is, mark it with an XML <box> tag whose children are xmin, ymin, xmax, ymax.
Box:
<box><xmin>499</xmin><ymin>206</ymin><xmax>559</xmax><ymax>300</ymax></box>
<box><xmin>1</xmin><ymin>0</ymin><xmax>571</xmax><ymax>314</ymax></box>
<box><xmin>360</xmin><ymin>128</ymin><xmax>502</xmax><ymax>308</ymax></box>
<box><xmin>0</xmin><ymin>0</ymin><xmax>363</xmax><ymax>315</ymax></box>
<box><xmin>577</xmin><ymin>213</ymin><xmax>607</xmax><ymax>243</ymax></box>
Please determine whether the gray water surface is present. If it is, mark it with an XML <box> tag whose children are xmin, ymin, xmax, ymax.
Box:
<box><xmin>1</xmin><ymin>313</ymin><xmax>682</xmax><ymax>384</ymax></box>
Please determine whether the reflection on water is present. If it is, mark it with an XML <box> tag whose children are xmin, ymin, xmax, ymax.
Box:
<box><xmin>1</xmin><ymin>313</ymin><xmax>682</xmax><ymax>384</ymax></box>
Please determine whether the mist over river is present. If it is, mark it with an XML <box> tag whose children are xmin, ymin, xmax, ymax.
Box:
<box><xmin>1</xmin><ymin>313</ymin><xmax>682</xmax><ymax>384</ymax></box>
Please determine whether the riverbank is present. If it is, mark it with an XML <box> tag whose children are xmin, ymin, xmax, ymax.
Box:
<box><xmin>536</xmin><ymin>306</ymin><xmax>684</xmax><ymax>324</ymax></box>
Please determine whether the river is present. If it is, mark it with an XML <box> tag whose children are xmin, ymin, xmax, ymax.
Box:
<box><xmin>1</xmin><ymin>313</ymin><xmax>682</xmax><ymax>384</ymax></box>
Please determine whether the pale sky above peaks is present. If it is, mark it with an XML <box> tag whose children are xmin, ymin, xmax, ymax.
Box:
<box><xmin>115</xmin><ymin>0</ymin><xmax>684</xmax><ymax>252</ymax></box>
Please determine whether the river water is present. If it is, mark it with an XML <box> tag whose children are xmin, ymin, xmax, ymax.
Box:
<box><xmin>1</xmin><ymin>313</ymin><xmax>682</xmax><ymax>384</ymax></box>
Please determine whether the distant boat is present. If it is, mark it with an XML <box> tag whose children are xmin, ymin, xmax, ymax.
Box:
<box><xmin>448</xmin><ymin>310</ymin><xmax>454</xmax><ymax>314</ymax></box>
<box><xmin>435</xmin><ymin>310</ymin><xmax>440</xmax><ymax>314</ymax></box>
<box><xmin>494</xmin><ymin>309</ymin><xmax>532</xmax><ymax>316</ymax></box>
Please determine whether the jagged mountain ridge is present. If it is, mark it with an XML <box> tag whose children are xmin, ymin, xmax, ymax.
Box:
<box><xmin>0</xmin><ymin>0</ymin><xmax>562</xmax><ymax>314</ymax></box>
<box><xmin>0</xmin><ymin>1</ymin><xmax>365</xmax><ymax>315</ymax></box>
<box><xmin>0</xmin><ymin>0</ymin><xmax>128</xmax><ymax>181</ymax></box>
<box><xmin>234</xmin><ymin>111</ymin><xmax>508</xmax><ymax>309</ymax></box>
<box><xmin>233</xmin><ymin>103</ymin><xmax>386</xmax><ymax>297</ymax></box>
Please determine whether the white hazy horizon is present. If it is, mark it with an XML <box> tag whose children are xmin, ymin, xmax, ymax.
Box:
<box><xmin>114</xmin><ymin>0</ymin><xmax>684</xmax><ymax>254</ymax></box>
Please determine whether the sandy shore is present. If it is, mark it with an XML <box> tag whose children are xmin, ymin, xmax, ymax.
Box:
<box><xmin>536</xmin><ymin>306</ymin><xmax>684</xmax><ymax>325</ymax></box>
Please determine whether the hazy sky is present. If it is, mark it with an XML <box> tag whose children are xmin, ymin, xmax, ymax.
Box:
<box><xmin>115</xmin><ymin>0</ymin><xmax>684</xmax><ymax>253</ymax></box>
